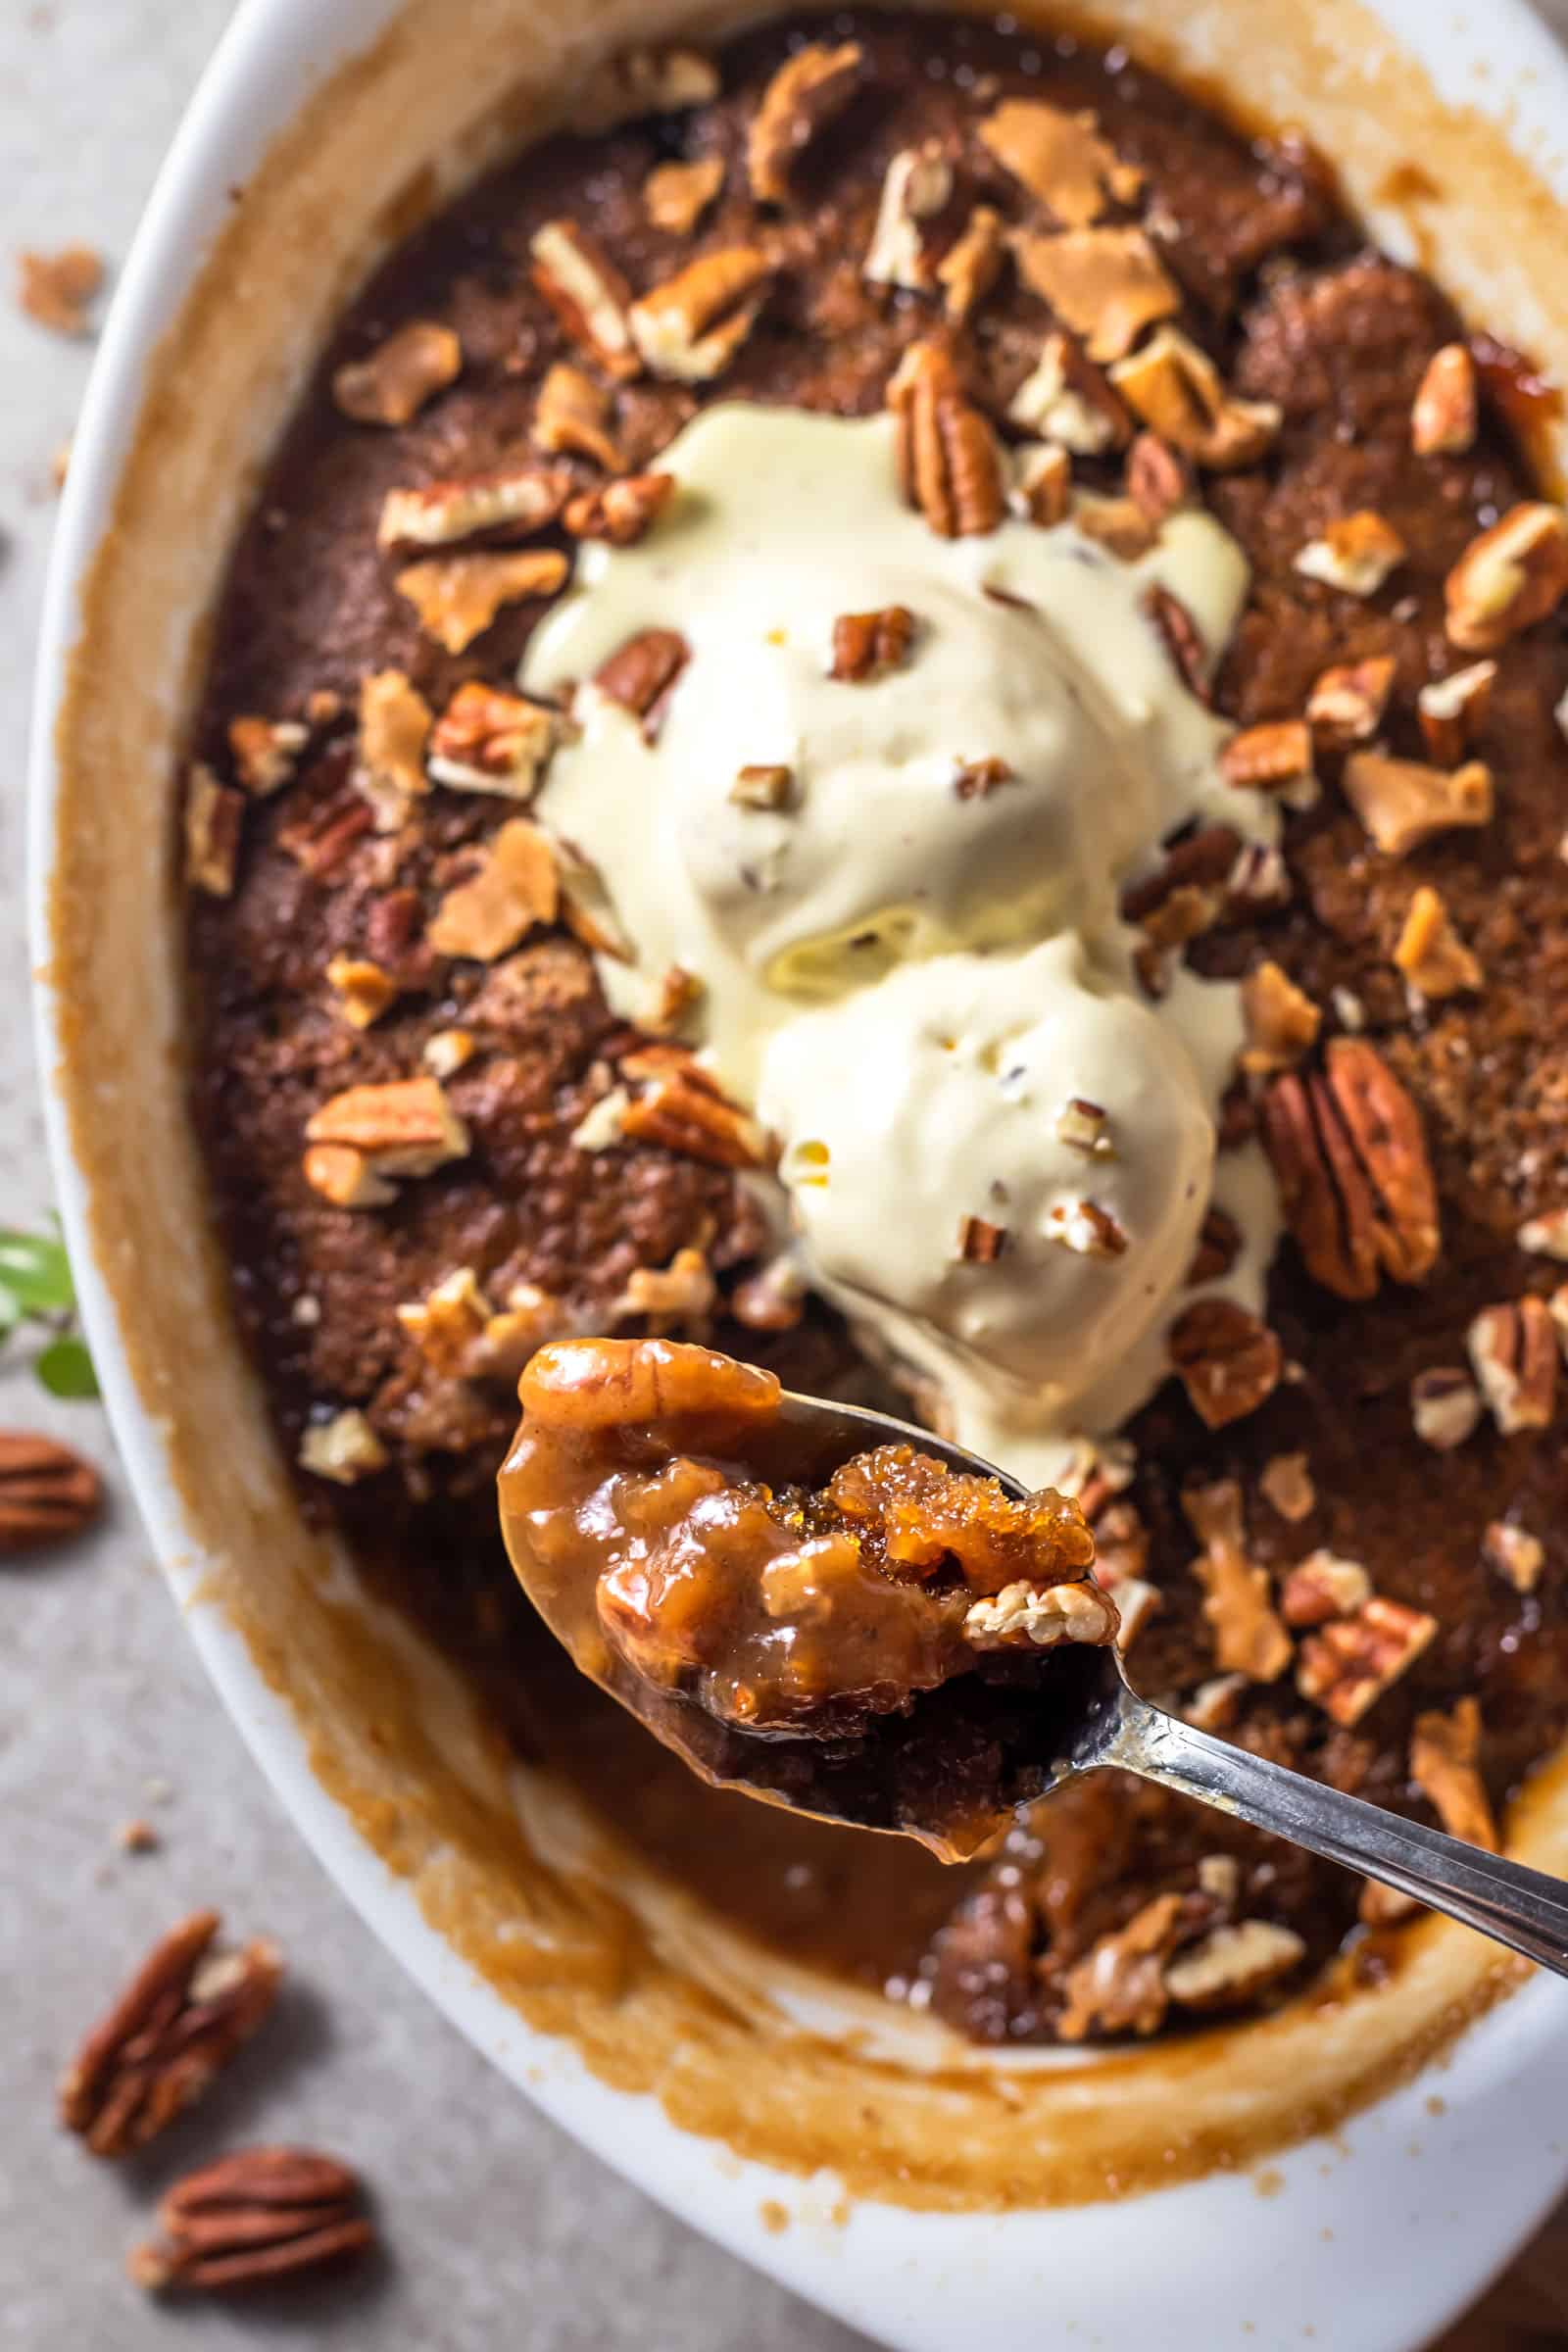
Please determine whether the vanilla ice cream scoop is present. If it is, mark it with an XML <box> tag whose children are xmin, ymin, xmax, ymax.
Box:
<box><xmin>759</xmin><ymin>937</ymin><xmax>1215</xmax><ymax>1485</ymax></box>
<box><xmin>527</xmin><ymin>404</ymin><xmax>1257</xmax><ymax>1094</ymax></box>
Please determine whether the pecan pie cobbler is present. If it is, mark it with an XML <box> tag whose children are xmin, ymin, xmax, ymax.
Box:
<box><xmin>185</xmin><ymin>10</ymin><xmax>1568</xmax><ymax>2043</ymax></box>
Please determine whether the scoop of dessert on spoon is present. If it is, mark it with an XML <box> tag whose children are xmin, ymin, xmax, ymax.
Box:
<box><xmin>499</xmin><ymin>1336</ymin><xmax>1568</xmax><ymax>1980</ymax></box>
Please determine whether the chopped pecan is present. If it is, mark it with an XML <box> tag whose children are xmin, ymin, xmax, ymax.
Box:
<box><xmin>1416</xmin><ymin>659</ymin><xmax>1495</xmax><ymax>763</ymax></box>
<box><xmin>467</xmin><ymin>1283</ymin><xmax>567</xmax><ymax>1381</ymax></box>
<box><xmin>1011</xmin><ymin>226</ymin><xmax>1180</xmax><ymax>364</ymax></box>
<box><xmin>355</xmin><ymin>668</ymin><xmax>432</xmax><ymax>826</ymax></box>
<box><xmin>747</xmin><ymin>40</ymin><xmax>862</xmax><ymax>206</ymax></box>
<box><xmin>955</xmin><ymin>755</ymin><xmax>1018</xmax><ymax>799</ymax></box>
<box><xmin>644</xmin><ymin>155</ymin><xmax>726</xmax><ymax>237</ymax></box>
<box><xmin>1182</xmin><ymin>1479</ymin><xmax>1292</xmax><ymax>1680</ymax></box>
<box><xmin>1089</xmin><ymin>1499</ymin><xmax>1149</xmax><ymax>1589</ymax></box>
<box><xmin>1107</xmin><ymin>325</ymin><xmax>1280</xmax><ymax>468</ymax></box>
<box><xmin>1069</xmin><ymin>492</ymin><xmax>1156</xmax><ymax>562</ymax></box>
<box><xmin>428</xmin><ymin>680</ymin><xmax>557</xmax><ymax>798</ymax></box>
<box><xmin>1125</xmin><ymin>430</ymin><xmax>1193</xmax><ymax>523</ymax></box>
<box><xmin>1163</xmin><ymin>1919</ymin><xmax>1305</xmax><ymax>2013</ymax></box>
<box><xmin>276</xmin><ymin>784</ymin><xmax>372</xmax><ymax>880</ymax></box>
<box><xmin>1520</xmin><ymin>1206</ymin><xmax>1568</xmax><ymax>1260</ymax></box>
<box><xmin>612</xmin><ymin>1245</ymin><xmax>717</xmax><ymax>1333</ymax></box>
<box><xmin>227</xmin><ymin>714</ymin><xmax>308</xmax><ymax>798</ymax></box>
<box><xmin>731</xmin><ymin>1253</ymin><xmax>808</xmax><ymax>1332</ymax></box>
<box><xmin>938</xmin><ymin>204</ymin><xmax>1005</xmax><ymax>323</ymax></box>
<box><xmin>1483</xmin><ymin>1518</ymin><xmax>1545</xmax><ymax>1594</ymax></box>
<box><xmin>1170</xmin><ymin>1302</ymin><xmax>1282</xmax><ymax>1432</ymax></box>
<box><xmin>1294</xmin><ymin>511</ymin><xmax>1406</xmax><ymax>598</ymax></box>
<box><xmin>1262</xmin><ymin>1039</ymin><xmax>1440</xmax><ymax>1299</ymax></box>
<box><xmin>596</xmin><ymin>626</ymin><xmax>690</xmax><ymax>731</ymax></box>
<box><xmin>564</xmin><ymin>470</ymin><xmax>675</xmax><ymax>546</ymax></box>
<box><xmin>18</xmin><ymin>242</ymin><xmax>103</xmax><ymax>335</ymax></box>
<box><xmin>887</xmin><ymin>339</ymin><xmax>1004</xmax><ymax>538</ymax></box>
<box><xmin>1468</xmin><ymin>1296</ymin><xmax>1558</xmax><ymax>1435</ymax></box>
<box><xmin>306</xmin><ymin>1076</ymin><xmax>468</xmax><ymax>1181</ymax></box>
<box><xmin>730</xmin><ymin>761</ymin><xmax>795</xmax><ymax>810</ymax></box>
<box><xmin>646</xmin><ymin>962</ymin><xmax>705</xmax><ymax>1034</ymax></box>
<box><xmin>394</xmin><ymin>548</ymin><xmax>568</xmax><ymax>655</ymax></box>
<box><xmin>863</xmin><ymin>144</ymin><xmax>953</xmax><ymax>289</ymax></box>
<box><xmin>1144</xmin><ymin>583</ymin><xmax>1210</xmax><ymax>701</ymax></box>
<box><xmin>1296</xmin><ymin>1595</ymin><xmax>1437</xmax><ymax>1727</ymax></box>
<box><xmin>1259</xmin><ymin>1451</ymin><xmax>1316</xmax><ymax>1523</ymax></box>
<box><xmin>831</xmin><ymin>605</ymin><xmax>916</xmax><ymax>681</ymax></box>
<box><xmin>427</xmin><ymin>818</ymin><xmax>559</xmax><ymax>962</ymax></box>
<box><xmin>422</xmin><ymin>1026</ymin><xmax>476</xmax><ymax>1080</ymax></box>
<box><xmin>1120</xmin><ymin>823</ymin><xmax>1242</xmax><ymax>936</ymax></box>
<box><xmin>332</xmin><ymin>319</ymin><xmax>461</xmax><ymax>424</ymax></box>
<box><xmin>1410</xmin><ymin>1697</ymin><xmax>1497</xmax><ymax>1851</ymax></box>
<box><xmin>1048</xmin><ymin>1199</ymin><xmax>1128</xmax><ymax>1257</ymax></box>
<box><xmin>1006</xmin><ymin>329</ymin><xmax>1129</xmax><ymax>453</ymax></box>
<box><xmin>1187</xmin><ymin>1203</ymin><xmax>1242</xmax><ymax>1285</ymax></box>
<box><xmin>1241</xmin><ymin>959</ymin><xmax>1321</xmax><ymax>1075</ymax></box>
<box><xmin>184</xmin><ymin>763</ymin><xmax>243</xmax><ymax>897</ymax></box>
<box><xmin>302</xmin><ymin>1143</ymin><xmax>394</xmax><ymax>1211</ymax></box>
<box><xmin>1410</xmin><ymin>1366</ymin><xmax>1483</xmax><ymax>1451</ymax></box>
<box><xmin>1446</xmin><ymin>502</ymin><xmax>1568</xmax><ymax>652</ymax></box>
<box><xmin>629</xmin><ymin>246</ymin><xmax>773</xmax><ymax>382</ymax></box>
<box><xmin>324</xmin><ymin>955</ymin><xmax>398</xmax><ymax>1030</ymax></box>
<box><xmin>1056</xmin><ymin>1892</ymin><xmax>1191</xmax><ymax>2041</ymax></box>
<box><xmin>1394</xmin><ymin>884</ymin><xmax>1481</xmax><ymax>1000</ymax></box>
<box><xmin>129</xmin><ymin>2147</ymin><xmax>373</xmax><ymax>2296</ymax></box>
<box><xmin>60</xmin><ymin>1912</ymin><xmax>281</xmax><ymax>2157</ymax></box>
<box><xmin>1279</xmin><ymin>1550</ymin><xmax>1373</xmax><ymax>1629</ymax></box>
<box><xmin>377</xmin><ymin>465</ymin><xmax>567</xmax><ymax>553</ymax></box>
<box><xmin>957</xmin><ymin>1214</ymin><xmax>1007</xmax><ymax>1263</ymax></box>
<box><xmin>572</xmin><ymin>45</ymin><xmax>719</xmax><ymax>132</ymax></box>
<box><xmin>966</xmin><ymin>1578</ymin><xmax>1119</xmax><ymax>1651</ymax></box>
<box><xmin>1056</xmin><ymin>1097</ymin><xmax>1112</xmax><ymax>1155</ymax></box>
<box><xmin>979</xmin><ymin>97</ymin><xmax>1141</xmax><ymax>224</ymax></box>
<box><xmin>298</xmin><ymin>1408</ymin><xmax>388</xmax><ymax>1483</ymax></box>
<box><xmin>533</xmin><ymin>362</ymin><xmax>622</xmax><ymax>470</ymax></box>
<box><xmin>1411</xmin><ymin>343</ymin><xmax>1478</xmax><ymax>456</ymax></box>
<box><xmin>1185</xmin><ymin>1674</ymin><xmax>1248</xmax><ymax>1733</ymax></box>
<box><xmin>396</xmin><ymin>1266</ymin><xmax>491</xmax><ymax>1374</ymax></box>
<box><xmin>618</xmin><ymin>1045</ymin><xmax>770</xmax><ymax>1170</ymax></box>
<box><xmin>0</xmin><ymin>1430</ymin><xmax>102</xmax><ymax>1554</ymax></box>
<box><xmin>1220</xmin><ymin>719</ymin><xmax>1315</xmax><ymax>803</ymax></box>
<box><xmin>1342</xmin><ymin>749</ymin><xmax>1493</xmax><ymax>858</ymax></box>
<box><xmin>1305</xmin><ymin>656</ymin><xmax>1396</xmax><ymax>747</ymax></box>
<box><xmin>530</xmin><ymin>220</ymin><xmax>640</xmax><ymax>378</ymax></box>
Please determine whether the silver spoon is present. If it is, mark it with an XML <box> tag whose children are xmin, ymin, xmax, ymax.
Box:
<box><xmin>502</xmin><ymin>1377</ymin><xmax>1568</xmax><ymax>1980</ymax></box>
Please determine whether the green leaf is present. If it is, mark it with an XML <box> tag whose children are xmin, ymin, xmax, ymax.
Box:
<box><xmin>35</xmin><ymin>1334</ymin><xmax>99</xmax><ymax>1400</ymax></box>
<box><xmin>0</xmin><ymin>1281</ymin><xmax>20</xmax><ymax>1342</ymax></box>
<box><xmin>0</xmin><ymin>1228</ymin><xmax>76</xmax><ymax>1315</ymax></box>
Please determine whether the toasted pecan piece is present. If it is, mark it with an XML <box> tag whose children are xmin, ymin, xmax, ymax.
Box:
<box><xmin>1240</xmin><ymin>959</ymin><xmax>1321</xmax><ymax>1074</ymax></box>
<box><xmin>227</xmin><ymin>714</ymin><xmax>309</xmax><ymax>798</ymax></box>
<box><xmin>1394</xmin><ymin>884</ymin><xmax>1481</xmax><ymax>1000</ymax></box>
<box><xmin>747</xmin><ymin>40</ymin><xmax>862</xmax><ymax>206</ymax></box>
<box><xmin>1163</xmin><ymin>1919</ymin><xmax>1305</xmax><ymax>2013</ymax></box>
<box><xmin>979</xmin><ymin>97</ymin><xmax>1141</xmax><ymax>225</ymax></box>
<box><xmin>530</xmin><ymin>220</ymin><xmax>640</xmax><ymax>378</ymax></box>
<box><xmin>324</xmin><ymin>955</ymin><xmax>398</xmax><ymax>1030</ymax></box>
<box><xmin>1483</xmin><ymin>1519</ymin><xmax>1545</xmax><ymax>1594</ymax></box>
<box><xmin>1468</xmin><ymin>1296</ymin><xmax>1558</xmax><ymax>1435</ymax></box>
<box><xmin>427</xmin><ymin>818</ymin><xmax>559</xmax><ymax>962</ymax></box>
<box><xmin>831</xmin><ymin>605</ymin><xmax>916</xmax><ymax>681</ymax></box>
<box><xmin>184</xmin><ymin>763</ymin><xmax>244</xmax><ymax>898</ymax></box>
<box><xmin>1416</xmin><ymin>660</ymin><xmax>1495</xmax><ymax>763</ymax></box>
<box><xmin>938</xmin><ymin>204</ymin><xmax>1005</xmax><ymax>323</ymax></box>
<box><xmin>0</xmin><ymin>1431</ymin><xmax>102</xmax><ymax>1554</ymax></box>
<box><xmin>1305</xmin><ymin>656</ymin><xmax>1395</xmax><ymax>747</ymax></box>
<box><xmin>1057</xmin><ymin>1891</ymin><xmax>1193</xmax><ymax>2041</ymax></box>
<box><xmin>1410</xmin><ymin>1697</ymin><xmax>1497</xmax><ymax>1852</ymax></box>
<box><xmin>595</xmin><ymin>626</ymin><xmax>690</xmax><ymax>732</ymax></box>
<box><xmin>532</xmin><ymin>362</ymin><xmax>622</xmax><ymax>471</ymax></box>
<box><xmin>1108</xmin><ymin>325</ymin><xmax>1280</xmax><ymax>468</ymax></box>
<box><xmin>428</xmin><ymin>680</ymin><xmax>557</xmax><ymax>797</ymax></box>
<box><xmin>1411</xmin><ymin>343</ymin><xmax>1478</xmax><ymax>456</ymax></box>
<box><xmin>564</xmin><ymin>470</ymin><xmax>675</xmax><ymax>546</ymax></box>
<box><xmin>863</xmin><ymin>144</ymin><xmax>953</xmax><ymax>290</ymax></box>
<box><xmin>18</xmin><ymin>242</ymin><xmax>103</xmax><ymax>335</ymax></box>
<box><xmin>730</xmin><ymin>761</ymin><xmax>795</xmax><ymax>810</ymax></box>
<box><xmin>1012</xmin><ymin>226</ymin><xmax>1180</xmax><ymax>364</ymax></box>
<box><xmin>643</xmin><ymin>156</ymin><xmax>726</xmax><ymax>236</ymax></box>
<box><xmin>1221</xmin><ymin>719</ymin><xmax>1315</xmax><ymax>802</ymax></box>
<box><xmin>618</xmin><ymin>1045</ymin><xmax>770</xmax><ymax>1169</ymax></box>
<box><xmin>298</xmin><ymin>1407</ymin><xmax>389</xmax><ymax>1480</ymax></box>
<box><xmin>130</xmin><ymin>2146</ymin><xmax>373</xmax><ymax>2296</ymax></box>
<box><xmin>1341</xmin><ymin>750</ymin><xmax>1493</xmax><ymax>858</ymax></box>
<box><xmin>376</xmin><ymin>465</ymin><xmax>567</xmax><ymax>553</ymax></box>
<box><xmin>1262</xmin><ymin>1038</ymin><xmax>1440</xmax><ymax>1300</ymax></box>
<box><xmin>572</xmin><ymin>45</ymin><xmax>719</xmax><ymax>131</ymax></box>
<box><xmin>306</xmin><ymin>1076</ymin><xmax>468</xmax><ymax>1180</ymax></box>
<box><xmin>1187</xmin><ymin>1203</ymin><xmax>1242</xmax><ymax>1285</ymax></box>
<box><xmin>1169</xmin><ymin>1301</ymin><xmax>1283</xmax><ymax>1432</ymax></box>
<box><xmin>354</xmin><ymin>668</ymin><xmax>432</xmax><ymax>827</ymax></box>
<box><xmin>1258</xmin><ymin>1450</ymin><xmax>1315</xmax><ymax>1524</ymax></box>
<box><xmin>394</xmin><ymin>548</ymin><xmax>568</xmax><ymax>655</ymax></box>
<box><xmin>1296</xmin><ymin>1595</ymin><xmax>1437</xmax><ymax>1727</ymax></box>
<box><xmin>1279</xmin><ymin>1550</ymin><xmax>1372</xmax><ymax>1630</ymax></box>
<box><xmin>1446</xmin><ymin>502</ymin><xmax>1568</xmax><ymax>652</ymax></box>
<box><xmin>1125</xmin><ymin>431</ymin><xmax>1193</xmax><ymax>523</ymax></box>
<box><xmin>888</xmin><ymin>340</ymin><xmax>1004</xmax><ymax>538</ymax></box>
<box><xmin>1182</xmin><ymin>1480</ymin><xmax>1291</xmax><ymax>1681</ymax></box>
<box><xmin>1144</xmin><ymin>582</ymin><xmax>1210</xmax><ymax>701</ymax></box>
<box><xmin>1294</xmin><ymin>511</ymin><xmax>1406</xmax><ymax>598</ymax></box>
<box><xmin>1007</xmin><ymin>329</ymin><xmax>1129</xmax><ymax>453</ymax></box>
<box><xmin>332</xmin><ymin>319</ymin><xmax>461</xmax><ymax>424</ymax></box>
<box><xmin>1010</xmin><ymin>443</ymin><xmax>1072</xmax><ymax>525</ymax></box>
<box><xmin>61</xmin><ymin>1913</ymin><xmax>281</xmax><ymax>2158</ymax></box>
<box><xmin>629</xmin><ymin>246</ymin><xmax>774</xmax><ymax>382</ymax></box>
<box><xmin>612</xmin><ymin>1245</ymin><xmax>718</xmax><ymax>1333</ymax></box>
<box><xmin>1409</xmin><ymin>1366</ymin><xmax>1483</xmax><ymax>1452</ymax></box>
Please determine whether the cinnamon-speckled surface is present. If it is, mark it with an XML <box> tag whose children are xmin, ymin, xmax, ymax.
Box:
<box><xmin>5</xmin><ymin>3</ymin><xmax>1568</xmax><ymax>2345</ymax></box>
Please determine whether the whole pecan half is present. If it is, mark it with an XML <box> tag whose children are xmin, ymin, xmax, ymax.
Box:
<box><xmin>130</xmin><ymin>2146</ymin><xmax>373</xmax><ymax>2295</ymax></box>
<box><xmin>617</xmin><ymin>1044</ymin><xmax>771</xmax><ymax>1170</ymax></box>
<box><xmin>887</xmin><ymin>340</ymin><xmax>1004</xmax><ymax>539</ymax></box>
<box><xmin>0</xmin><ymin>1431</ymin><xmax>101</xmax><ymax>1554</ymax></box>
<box><xmin>1168</xmin><ymin>1299</ymin><xmax>1282</xmax><ymax>1430</ymax></box>
<box><xmin>60</xmin><ymin>1912</ymin><xmax>281</xmax><ymax>2157</ymax></box>
<box><xmin>1262</xmin><ymin>1039</ymin><xmax>1440</xmax><ymax>1301</ymax></box>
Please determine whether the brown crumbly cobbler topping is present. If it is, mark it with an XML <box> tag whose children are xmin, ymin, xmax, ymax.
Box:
<box><xmin>184</xmin><ymin>10</ymin><xmax>1568</xmax><ymax>2043</ymax></box>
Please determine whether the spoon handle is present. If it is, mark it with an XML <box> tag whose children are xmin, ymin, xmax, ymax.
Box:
<box><xmin>1105</xmin><ymin>1690</ymin><xmax>1568</xmax><ymax>1978</ymax></box>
